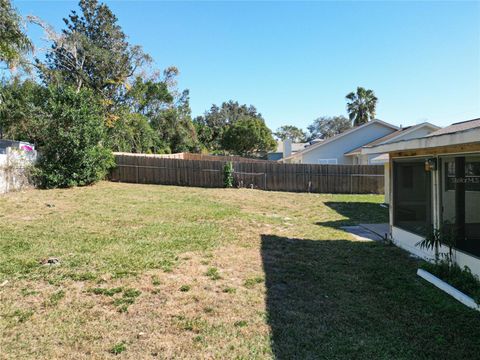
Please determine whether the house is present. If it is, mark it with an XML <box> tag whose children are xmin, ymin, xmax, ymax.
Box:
<box><xmin>0</xmin><ymin>139</ymin><xmax>35</xmax><ymax>154</ymax></box>
<box><xmin>281</xmin><ymin>119</ymin><xmax>399</xmax><ymax>164</ymax></box>
<box><xmin>364</xmin><ymin>118</ymin><xmax>480</xmax><ymax>277</ymax></box>
<box><xmin>267</xmin><ymin>139</ymin><xmax>309</xmax><ymax>161</ymax></box>
<box><xmin>345</xmin><ymin>122</ymin><xmax>441</xmax><ymax>203</ymax></box>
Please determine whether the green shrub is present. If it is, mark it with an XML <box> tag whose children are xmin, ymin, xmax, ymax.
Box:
<box><xmin>421</xmin><ymin>261</ymin><xmax>480</xmax><ymax>303</ymax></box>
<box><xmin>33</xmin><ymin>86</ymin><xmax>114</xmax><ymax>188</ymax></box>
<box><xmin>223</xmin><ymin>161</ymin><xmax>234</xmax><ymax>188</ymax></box>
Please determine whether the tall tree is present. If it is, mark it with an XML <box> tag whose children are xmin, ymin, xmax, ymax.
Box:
<box><xmin>307</xmin><ymin>116</ymin><xmax>352</xmax><ymax>140</ymax></box>
<box><xmin>346</xmin><ymin>87</ymin><xmax>378</xmax><ymax>126</ymax></box>
<box><xmin>221</xmin><ymin>116</ymin><xmax>276</xmax><ymax>156</ymax></box>
<box><xmin>274</xmin><ymin>125</ymin><xmax>307</xmax><ymax>142</ymax></box>
<box><xmin>150</xmin><ymin>88</ymin><xmax>199</xmax><ymax>153</ymax></box>
<box><xmin>0</xmin><ymin>0</ymin><xmax>32</xmax><ymax>71</ymax></box>
<box><xmin>37</xmin><ymin>0</ymin><xmax>150</xmax><ymax>105</ymax></box>
<box><xmin>194</xmin><ymin>101</ymin><xmax>263</xmax><ymax>151</ymax></box>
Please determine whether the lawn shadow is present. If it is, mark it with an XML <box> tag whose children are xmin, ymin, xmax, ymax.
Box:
<box><xmin>261</xmin><ymin>234</ymin><xmax>480</xmax><ymax>360</ymax></box>
<box><xmin>316</xmin><ymin>201</ymin><xmax>388</xmax><ymax>228</ymax></box>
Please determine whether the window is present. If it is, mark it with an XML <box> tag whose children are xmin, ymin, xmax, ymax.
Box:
<box><xmin>444</xmin><ymin>158</ymin><xmax>480</xmax><ymax>191</ymax></box>
<box><xmin>318</xmin><ymin>159</ymin><xmax>337</xmax><ymax>165</ymax></box>
<box><xmin>441</xmin><ymin>155</ymin><xmax>480</xmax><ymax>257</ymax></box>
<box><xmin>393</xmin><ymin>159</ymin><xmax>432</xmax><ymax>236</ymax></box>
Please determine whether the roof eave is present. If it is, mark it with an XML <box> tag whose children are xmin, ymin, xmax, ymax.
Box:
<box><xmin>286</xmin><ymin>119</ymin><xmax>398</xmax><ymax>159</ymax></box>
<box><xmin>363</xmin><ymin>128</ymin><xmax>480</xmax><ymax>155</ymax></box>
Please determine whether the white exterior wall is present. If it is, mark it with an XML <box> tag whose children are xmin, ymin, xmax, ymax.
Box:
<box><xmin>0</xmin><ymin>147</ymin><xmax>36</xmax><ymax>194</ymax></box>
<box><xmin>0</xmin><ymin>154</ymin><xmax>7</xmax><ymax>194</ymax></box>
<box><xmin>455</xmin><ymin>250</ymin><xmax>480</xmax><ymax>278</ymax></box>
<box><xmin>298</xmin><ymin>123</ymin><xmax>396</xmax><ymax>165</ymax></box>
<box><xmin>391</xmin><ymin>226</ymin><xmax>437</xmax><ymax>260</ymax></box>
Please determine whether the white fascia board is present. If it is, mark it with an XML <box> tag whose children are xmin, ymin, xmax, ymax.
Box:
<box><xmin>363</xmin><ymin>128</ymin><xmax>480</xmax><ymax>155</ymax></box>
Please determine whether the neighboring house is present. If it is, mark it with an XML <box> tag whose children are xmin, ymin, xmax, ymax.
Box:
<box><xmin>345</xmin><ymin>122</ymin><xmax>441</xmax><ymax>203</ymax></box>
<box><xmin>364</xmin><ymin>118</ymin><xmax>480</xmax><ymax>277</ymax></box>
<box><xmin>267</xmin><ymin>139</ymin><xmax>309</xmax><ymax>161</ymax></box>
<box><xmin>281</xmin><ymin>119</ymin><xmax>398</xmax><ymax>164</ymax></box>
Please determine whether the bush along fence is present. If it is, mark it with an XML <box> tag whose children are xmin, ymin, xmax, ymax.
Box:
<box><xmin>110</xmin><ymin>153</ymin><xmax>384</xmax><ymax>194</ymax></box>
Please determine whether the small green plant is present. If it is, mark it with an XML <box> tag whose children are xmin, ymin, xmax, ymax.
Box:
<box><xmin>89</xmin><ymin>287</ymin><xmax>140</xmax><ymax>312</ymax></box>
<box><xmin>416</xmin><ymin>223</ymin><xmax>456</xmax><ymax>263</ymax></box>
<box><xmin>20</xmin><ymin>288</ymin><xmax>39</xmax><ymax>297</ymax></box>
<box><xmin>223</xmin><ymin>162</ymin><xmax>234</xmax><ymax>188</ymax></box>
<box><xmin>89</xmin><ymin>287</ymin><xmax>123</xmax><ymax>296</ymax></box>
<box><xmin>203</xmin><ymin>306</ymin><xmax>214</xmax><ymax>314</ymax></box>
<box><xmin>193</xmin><ymin>335</ymin><xmax>204</xmax><ymax>343</ymax></box>
<box><xmin>205</xmin><ymin>267</ymin><xmax>221</xmax><ymax>280</ymax></box>
<box><xmin>12</xmin><ymin>309</ymin><xmax>34</xmax><ymax>323</ymax></box>
<box><xmin>46</xmin><ymin>290</ymin><xmax>65</xmax><ymax>307</ymax></box>
<box><xmin>123</xmin><ymin>288</ymin><xmax>141</xmax><ymax>298</ymax></box>
<box><xmin>68</xmin><ymin>272</ymin><xmax>97</xmax><ymax>281</ymax></box>
<box><xmin>151</xmin><ymin>276</ymin><xmax>161</xmax><ymax>286</ymax></box>
<box><xmin>244</xmin><ymin>276</ymin><xmax>263</xmax><ymax>288</ymax></box>
<box><xmin>223</xmin><ymin>287</ymin><xmax>236</xmax><ymax>294</ymax></box>
<box><xmin>117</xmin><ymin>304</ymin><xmax>129</xmax><ymax>313</ymax></box>
<box><xmin>180</xmin><ymin>285</ymin><xmax>191</xmax><ymax>292</ymax></box>
<box><xmin>234</xmin><ymin>320</ymin><xmax>248</xmax><ymax>328</ymax></box>
<box><xmin>110</xmin><ymin>342</ymin><xmax>127</xmax><ymax>355</ymax></box>
<box><xmin>173</xmin><ymin>316</ymin><xmax>207</xmax><ymax>333</ymax></box>
<box><xmin>113</xmin><ymin>288</ymin><xmax>141</xmax><ymax>312</ymax></box>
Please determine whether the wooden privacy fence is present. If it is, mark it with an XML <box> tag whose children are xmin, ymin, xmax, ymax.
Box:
<box><xmin>110</xmin><ymin>153</ymin><xmax>384</xmax><ymax>194</ymax></box>
<box><xmin>113</xmin><ymin>152</ymin><xmax>271</xmax><ymax>163</ymax></box>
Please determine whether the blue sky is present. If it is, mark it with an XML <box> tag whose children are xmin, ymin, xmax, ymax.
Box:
<box><xmin>15</xmin><ymin>0</ymin><xmax>480</xmax><ymax>132</ymax></box>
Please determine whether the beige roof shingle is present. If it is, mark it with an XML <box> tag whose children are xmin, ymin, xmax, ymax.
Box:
<box><xmin>427</xmin><ymin>118</ymin><xmax>480</xmax><ymax>137</ymax></box>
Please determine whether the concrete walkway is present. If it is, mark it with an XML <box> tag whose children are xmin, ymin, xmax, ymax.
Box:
<box><xmin>341</xmin><ymin>223</ymin><xmax>389</xmax><ymax>242</ymax></box>
<box><xmin>360</xmin><ymin>223</ymin><xmax>389</xmax><ymax>240</ymax></box>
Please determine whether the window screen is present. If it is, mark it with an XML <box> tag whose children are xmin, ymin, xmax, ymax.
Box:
<box><xmin>393</xmin><ymin>160</ymin><xmax>432</xmax><ymax>236</ymax></box>
<box><xmin>441</xmin><ymin>155</ymin><xmax>480</xmax><ymax>256</ymax></box>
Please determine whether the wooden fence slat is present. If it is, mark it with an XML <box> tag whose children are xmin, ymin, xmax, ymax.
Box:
<box><xmin>110</xmin><ymin>153</ymin><xmax>384</xmax><ymax>194</ymax></box>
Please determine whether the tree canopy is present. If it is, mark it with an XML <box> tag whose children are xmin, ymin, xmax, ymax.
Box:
<box><xmin>39</xmin><ymin>0</ymin><xmax>150</xmax><ymax>101</ymax></box>
<box><xmin>0</xmin><ymin>0</ymin><xmax>32</xmax><ymax>71</ymax></box>
<box><xmin>221</xmin><ymin>116</ymin><xmax>276</xmax><ymax>156</ymax></box>
<box><xmin>307</xmin><ymin>116</ymin><xmax>352</xmax><ymax>140</ymax></box>
<box><xmin>274</xmin><ymin>125</ymin><xmax>307</xmax><ymax>142</ymax></box>
<box><xmin>193</xmin><ymin>101</ymin><xmax>263</xmax><ymax>151</ymax></box>
<box><xmin>346</xmin><ymin>87</ymin><xmax>378</xmax><ymax>126</ymax></box>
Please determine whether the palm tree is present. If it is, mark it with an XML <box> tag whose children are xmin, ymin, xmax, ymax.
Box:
<box><xmin>345</xmin><ymin>87</ymin><xmax>378</xmax><ymax>126</ymax></box>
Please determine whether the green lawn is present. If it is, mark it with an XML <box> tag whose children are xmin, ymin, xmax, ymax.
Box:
<box><xmin>0</xmin><ymin>182</ymin><xmax>479</xmax><ymax>359</ymax></box>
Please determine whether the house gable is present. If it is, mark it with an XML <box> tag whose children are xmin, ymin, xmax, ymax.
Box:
<box><xmin>286</xmin><ymin>120</ymin><xmax>398</xmax><ymax>164</ymax></box>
